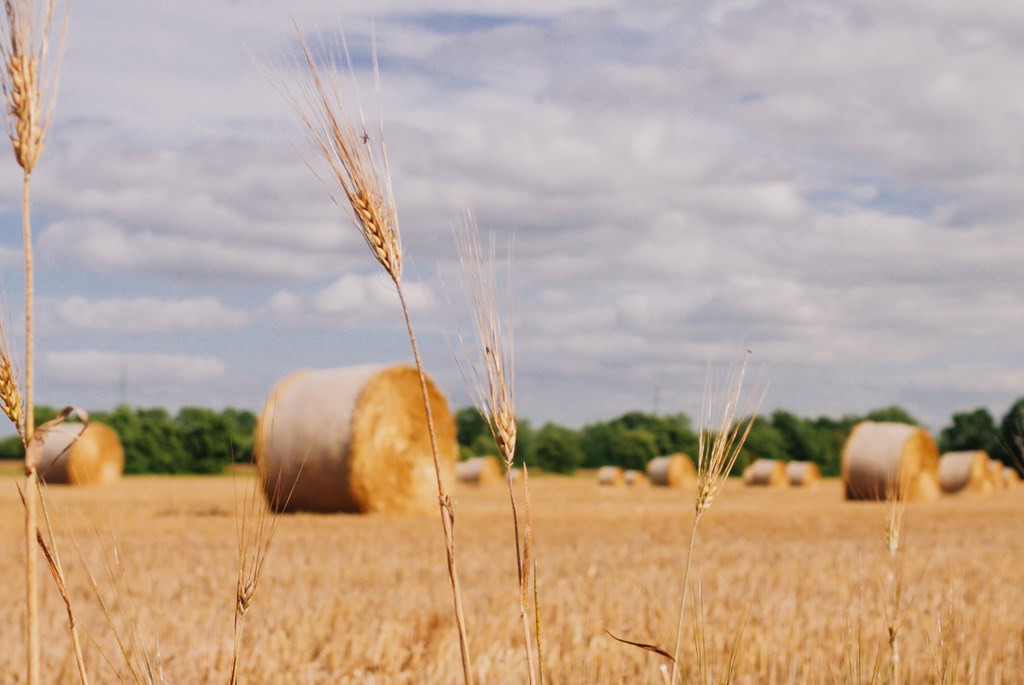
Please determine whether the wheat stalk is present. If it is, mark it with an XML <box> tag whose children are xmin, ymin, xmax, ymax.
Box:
<box><xmin>449</xmin><ymin>213</ymin><xmax>538</xmax><ymax>683</ymax></box>
<box><xmin>0</xmin><ymin>2</ymin><xmax>66</xmax><ymax>683</ymax></box>
<box><xmin>228</xmin><ymin>420</ymin><xmax>300</xmax><ymax>685</ymax></box>
<box><xmin>670</xmin><ymin>350</ymin><xmax>762</xmax><ymax>685</ymax></box>
<box><xmin>280</xmin><ymin>24</ymin><xmax>474</xmax><ymax>684</ymax></box>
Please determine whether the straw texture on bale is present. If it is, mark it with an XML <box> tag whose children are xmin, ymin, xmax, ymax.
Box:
<box><xmin>939</xmin><ymin>451</ymin><xmax>993</xmax><ymax>495</ymax></box>
<box><xmin>646</xmin><ymin>454</ymin><xmax>697</xmax><ymax>488</ymax></box>
<box><xmin>597</xmin><ymin>465</ymin><xmax>625</xmax><ymax>487</ymax></box>
<box><xmin>37</xmin><ymin>422</ymin><xmax>124</xmax><ymax>486</ymax></box>
<box><xmin>743</xmin><ymin>459</ymin><xmax>788</xmax><ymax>487</ymax></box>
<box><xmin>623</xmin><ymin>469</ymin><xmax>645</xmax><ymax>486</ymax></box>
<box><xmin>841</xmin><ymin>421</ymin><xmax>940</xmax><ymax>502</ymax></box>
<box><xmin>988</xmin><ymin>461</ymin><xmax>1006</xmax><ymax>490</ymax></box>
<box><xmin>786</xmin><ymin>461</ymin><xmax>821</xmax><ymax>487</ymax></box>
<box><xmin>1003</xmin><ymin>466</ymin><xmax>1021</xmax><ymax>487</ymax></box>
<box><xmin>456</xmin><ymin>456</ymin><xmax>502</xmax><ymax>485</ymax></box>
<box><xmin>258</xmin><ymin>364</ymin><xmax>458</xmax><ymax>514</ymax></box>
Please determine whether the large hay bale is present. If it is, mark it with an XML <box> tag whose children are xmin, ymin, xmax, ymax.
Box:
<box><xmin>257</xmin><ymin>364</ymin><xmax>458</xmax><ymax>513</ymax></box>
<box><xmin>786</xmin><ymin>461</ymin><xmax>821</xmax><ymax>487</ymax></box>
<box><xmin>646</xmin><ymin>454</ymin><xmax>697</xmax><ymax>488</ymax></box>
<box><xmin>841</xmin><ymin>421</ymin><xmax>940</xmax><ymax>502</ymax></box>
<box><xmin>1004</xmin><ymin>466</ymin><xmax>1021</xmax><ymax>488</ymax></box>
<box><xmin>623</xmin><ymin>469</ymin><xmax>646</xmax><ymax>486</ymax></box>
<box><xmin>743</xmin><ymin>459</ymin><xmax>788</xmax><ymax>487</ymax></box>
<box><xmin>456</xmin><ymin>456</ymin><xmax>502</xmax><ymax>485</ymax></box>
<box><xmin>939</xmin><ymin>451</ymin><xmax>993</xmax><ymax>495</ymax></box>
<box><xmin>37</xmin><ymin>422</ymin><xmax>124</xmax><ymax>486</ymax></box>
<box><xmin>991</xmin><ymin>456</ymin><xmax>1007</xmax><ymax>489</ymax></box>
<box><xmin>597</xmin><ymin>465</ymin><xmax>625</xmax><ymax>486</ymax></box>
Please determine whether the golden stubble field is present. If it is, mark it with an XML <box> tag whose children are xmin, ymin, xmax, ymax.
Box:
<box><xmin>1</xmin><ymin>473</ymin><xmax>1022</xmax><ymax>684</ymax></box>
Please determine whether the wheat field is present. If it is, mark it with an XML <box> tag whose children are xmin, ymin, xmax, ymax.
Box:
<box><xmin>1</xmin><ymin>473</ymin><xmax>1022</xmax><ymax>684</ymax></box>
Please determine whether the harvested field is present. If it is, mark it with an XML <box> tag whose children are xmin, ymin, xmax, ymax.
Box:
<box><xmin>1</xmin><ymin>474</ymin><xmax>1022</xmax><ymax>683</ymax></box>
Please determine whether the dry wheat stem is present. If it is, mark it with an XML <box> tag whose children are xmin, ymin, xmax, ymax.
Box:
<box><xmin>229</xmin><ymin>446</ymin><xmax>299</xmax><ymax>685</ymax></box>
<box><xmin>449</xmin><ymin>214</ymin><xmax>536</xmax><ymax>682</ymax></box>
<box><xmin>2</xmin><ymin>3</ymin><xmax>66</xmax><ymax>682</ymax></box>
<box><xmin>35</xmin><ymin>481</ymin><xmax>89</xmax><ymax>685</ymax></box>
<box><xmin>397</xmin><ymin>282</ymin><xmax>474</xmax><ymax>684</ymax></box>
<box><xmin>282</xmin><ymin>23</ymin><xmax>474</xmax><ymax>682</ymax></box>
<box><xmin>670</xmin><ymin>351</ymin><xmax>761</xmax><ymax>685</ymax></box>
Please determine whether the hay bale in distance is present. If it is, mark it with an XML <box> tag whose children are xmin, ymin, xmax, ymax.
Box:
<box><xmin>37</xmin><ymin>422</ymin><xmax>124</xmax><ymax>486</ymax></box>
<box><xmin>597</xmin><ymin>465</ymin><xmax>625</xmax><ymax>487</ymax></box>
<box><xmin>989</xmin><ymin>461</ymin><xmax>1006</xmax><ymax>490</ymax></box>
<box><xmin>257</xmin><ymin>364</ymin><xmax>458</xmax><ymax>514</ymax></box>
<box><xmin>623</xmin><ymin>469</ymin><xmax>645</xmax><ymax>486</ymax></box>
<box><xmin>743</xmin><ymin>459</ymin><xmax>788</xmax><ymax>487</ymax></box>
<box><xmin>841</xmin><ymin>421</ymin><xmax>940</xmax><ymax>502</ymax></box>
<box><xmin>786</xmin><ymin>461</ymin><xmax>821</xmax><ymax>487</ymax></box>
<box><xmin>456</xmin><ymin>456</ymin><xmax>502</xmax><ymax>485</ymax></box>
<box><xmin>939</xmin><ymin>451</ymin><xmax>993</xmax><ymax>495</ymax></box>
<box><xmin>646</xmin><ymin>454</ymin><xmax>697</xmax><ymax>488</ymax></box>
<box><xmin>1004</xmin><ymin>466</ymin><xmax>1021</xmax><ymax>488</ymax></box>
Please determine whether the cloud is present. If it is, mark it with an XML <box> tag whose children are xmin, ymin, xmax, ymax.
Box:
<box><xmin>42</xmin><ymin>295</ymin><xmax>249</xmax><ymax>333</ymax></box>
<box><xmin>267</xmin><ymin>273</ymin><xmax>435</xmax><ymax>327</ymax></box>
<box><xmin>38</xmin><ymin>219</ymin><xmax>352</xmax><ymax>282</ymax></box>
<box><xmin>44</xmin><ymin>350</ymin><xmax>227</xmax><ymax>385</ymax></box>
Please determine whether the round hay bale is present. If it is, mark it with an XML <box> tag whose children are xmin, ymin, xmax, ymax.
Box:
<box><xmin>646</xmin><ymin>454</ymin><xmax>697</xmax><ymax>488</ymax></box>
<box><xmin>841</xmin><ymin>421</ymin><xmax>940</xmax><ymax>502</ymax></box>
<box><xmin>623</xmin><ymin>469</ymin><xmax>646</xmax><ymax>486</ymax></box>
<box><xmin>988</xmin><ymin>461</ymin><xmax>1006</xmax><ymax>490</ymax></box>
<box><xmin>1004</xmin><ymin>466</ymin><xmax>1021</xmax><ymax>488</ymax></box>
<box><xmin>597</xmin><ymin>465</ymin><xmax>625</xmax><ymax>487</ymax></box>
<box><xmin>742</xmin><ymin>459</ymin><xmax>788</xmax><ymax>487</ymax></box>
<box><xmin>456</xmin><ymin>456</ymin><xmax>502</xmax><ymax>485</ymax></box>
<box><xmin>786</xmin><ymin>461</ymin><xmax>821</xmax><ymax>487</ymax></box>
<box><xmin>939</xmin><ymin>451</ymin><xmax>993</xmax><ymax>495</ymax></box>
<box><xmin>37</xmin><ymin>422</ymin><xmax>124</xmax><ymax>486</ymax></box>
<box><xmin>257</xmin><ymin>364</ymin><xmax>458</xmax><ymax>514</ymax></box>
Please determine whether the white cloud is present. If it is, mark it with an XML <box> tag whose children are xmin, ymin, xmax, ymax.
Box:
<box><xmin>43</xmin><ymin>295</ymin><xmax>249</xmax><ymax>333</ymax></box>
<box><xmin>44</xmin><ymin>350</ymin><xmax>227</xmax><ymax>385</ymax></box>
<box><xmin>266</xmin><ymin>274</ymin><xmax>435</xmax><ymax>327</ymax></box>
<box><xmin>38</xmin><ymin>219</ymin><xmax>351</xmax><ymax>282</ymax></box>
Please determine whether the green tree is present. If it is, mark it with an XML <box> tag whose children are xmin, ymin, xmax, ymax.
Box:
<box><xmin>607</xmin><ymin>427</ymin><xmax>659</xmax><ymax>470</ymax></box>
<box><xmin>939</xmin><ymin>408</ymin><xmax>998</xmax><ymax>455</ymax></box>
<box><xmin>177</xmin><ymin>407</ymin><xmax>233</xmax><ymax>473</ymax></box>
<box><xmin>579</xmin><ymin>422</ymin><xmax>613</xmax><ymax>468</ymax></box>
<box><xmin>455</xmin><ymin>407</ymin><xmax>488</xmax><ymax>448</ymax></box>
<box><xmin>534</xmin><ymin>423</ymin><xmax>584</xmax><ymax>474</ymax></box>
<box><xmin>469</xmin><ymin>431</ymin><xmax>500</xmax><ymax>458</ymax></box>
<box><xmin>222</xmin><ymin>408</ymin><xmax>257</xmax><ymax>462</ymax></box>
<box><xmin>865</xmin><ymin>405</ymin><xmax>919</xmax><ymax>425</ymax></box>
<box><xmin>737</xmin><ymin>417</ymin><xmax>786</xmax><ymax>472</ymax></box>
<box><xmin>771</xmin><ymin>410</ymin><xmax>821</xmax><ymax>462</ymax></box>
<box><xmin>514</xmin><ymin>418</ymin><xmax>537</xmax><ymax>468</ymax></box>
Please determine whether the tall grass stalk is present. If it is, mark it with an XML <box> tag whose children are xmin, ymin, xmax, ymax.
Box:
<box><xmin>670</xmin><ymin>351</ymin><xmax>760</xmax><ymax>685</ymax></box>
<box><xmin>0</xmin><ymin>0</ymin><xmax>66</xmax><ymax>681</ymax></box>
<box><xmin>280</xmin><ymin>26</ymin><xmax>474</xmax><ymax>684</ymax></box>
<box><xmin>229</xmin><ymin>429</ymin><xmax>300</xmax><ymax>685</ymax></box>
<box><xmin>884</xmin><ymin>481</ymin><xmax>907</xmax><ymax>685</ymax></box>
<box><xmin>449</xmin><ymin>213</ymin><xmax>538</xmax><ymax>684</ymax></box>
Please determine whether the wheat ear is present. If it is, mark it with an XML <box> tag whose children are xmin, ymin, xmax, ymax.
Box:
<box><xmin>449</xmin><ymin>213</ymin><xmax>538</xmax><ymax>683</ymax></box>
<box><xmin>280</xmin><ymin>24</ymin><xmax>474</xmax><ymax>684</ymax></box>
<box><xmin>0</xmin><ymin>2</ymin><xmax>66</xmax><ymax>683</ymax></box>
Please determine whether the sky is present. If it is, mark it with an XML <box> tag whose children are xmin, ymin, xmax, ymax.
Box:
<box><xmin>0</xmin><ymin>0</ymin><xmax>1021</xmax><ymax>434</ymax></box>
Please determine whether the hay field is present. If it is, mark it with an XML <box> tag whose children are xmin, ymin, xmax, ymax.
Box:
<box><xmin>1</xmin><ymin>474</ymin><xmax>1022</xmax><ymax>683</ymax></box>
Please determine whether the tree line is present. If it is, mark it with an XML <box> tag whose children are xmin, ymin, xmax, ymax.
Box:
<box><xmin>0</xmin><ymin>405</ymin><xmax>256</xmax><ymax>474</ymax></box>
<box><xmin>457</xmin><ymin>399</ymin><xmax>1024</xmax><ymax>476</ymax></box>
<box><xmin>2</xmin><ymin>399</ymin><xmax>1022</xmax><ymax>476</ymax></box>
